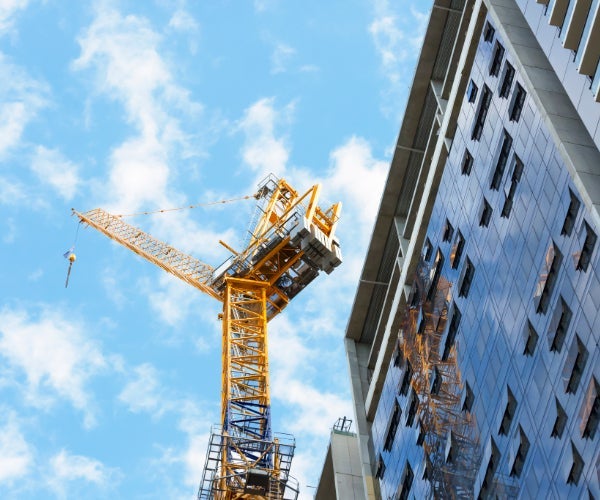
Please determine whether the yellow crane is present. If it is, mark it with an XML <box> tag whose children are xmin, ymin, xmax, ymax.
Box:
<box><xmin>73</xmin><ymin>174</ymin><xmax>342</xmax><ymax>499</ymax></box>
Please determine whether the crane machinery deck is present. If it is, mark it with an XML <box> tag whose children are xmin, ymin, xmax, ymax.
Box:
<box><xmin>73</xmin><ymin>174</ymin><xmax>342</xmax><ymax>499</ymax></box>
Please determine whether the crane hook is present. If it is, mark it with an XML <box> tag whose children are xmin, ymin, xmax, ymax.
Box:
<box><xmin>64</xmin><ymin>247</ymin><xmax>76</xmax><ymax>288</ymax></box>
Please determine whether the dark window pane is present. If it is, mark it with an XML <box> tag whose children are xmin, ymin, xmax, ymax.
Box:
<box><xmin>472</xmin><ymin>85</ymin><xmax>492</xmax><ymax>141</ymax></box>
<box><xmin>509</xmin><ymin>82</ymin><xmax>527</xmax><ymax>122</ymax></box>
<box><xmin>499</xmin><ymin>61</ymin><xmax>515</xmax><ymax>98</ymax></box>
<box><xmin>461</xmin><ymin>149</ymin><xmax>474</xmax><ymax>175</ymax></box>
<box><xmin>561</xmin><ymin>190</ymin><xmax>581</xmax><ymax>236</ymax></box>
<box><xmin>490</xmin><ymin>41</ymin><xmax>505</xmax><ymax>76</ymax></box>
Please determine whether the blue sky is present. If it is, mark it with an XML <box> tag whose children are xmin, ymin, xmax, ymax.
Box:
<box><xmin>0</xmin><ymin>0</ymin><xmax>426</xmax><ymax>497</ymax></box>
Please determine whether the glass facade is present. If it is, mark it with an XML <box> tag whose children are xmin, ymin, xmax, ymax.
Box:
<box><xmin>371</xmin><ymin>16</ymin><xmax>599</xmax><ymax>499</ymax></box>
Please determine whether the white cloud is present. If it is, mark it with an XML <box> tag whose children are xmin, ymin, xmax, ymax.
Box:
<box><xmin>118</xmin><ymin>363</ymin><xmax>167</xmax><ymax>417</ymax></box>
<box><xmin>313</xmin><ymin>135</ymin><xmax>388</xmax><ymax>283</ymax></box>
<box><xmin>0</xmin><ymin>53</ymin><xmax>48</xmax><ymax>160</ymax></box>
<box><xmin>238</xmin><ymin>97</ymin><xmax>293</xmax><ymax>178</ymax></box>
<box><xmin>0</xmin><ymin>307</ymin><xmax>107</xmax><ymax>428</ymax></box>
<box><xmin>72</xmin><ymin>4</ymin><xmax>231</xmax><ymax>285</ymax></box>
<box><xmin>254</xmin><ymin>0</ymin><xmax>278</xmax><ymax>12</ymax></box>
<box><xmin>369</xmin><ymin>0</ymin><xmax>428</xmax><ymax>117</ymax></box>
<box><xmin>326</xmin><ymin>135</ymin><xmax>387</xmax><ymax>231</ymax></box>
<box><xmin>105</xmin><ymin>136</ymin><xmax>170</xmax><ymax>212</ymax></box>
<box><xmin>73</xmin><ymin>4</ymin><xmax>202</xmax><ymax>213</ymax></box>
<box><xmin>27</xmin><ymin>268</ymin><xmax>43</xmax><ymax>281</ymax></box>
<box><xmin>0</xmin><ymin>0</ymin><xmax>29</xmax><ymax>35</ymax></box>
<box><xmin>168</xmin><ymin>9</ymin><xmax>199</xmax><ymax>33</ymax></box>
<box><xmin>117</xmin><ymin>363</ymin><xmax>213</xmax><ymax>491</ymax></box>
<box><xmin>0</xmin><ymin>410</ymin><xmax>33</xmax><ymax>483</ymax></box>
<box><xmin>173</xmin><ymin>400</ymin><xmax>212</xmax><ymax>487</ymax></box>
<box><xmin>299</xmin><ymin>64</ymin><xmax>319</xmax><ymax>73</ymax></box>
<box><xmin>269</xmin><ymin>316</ymin><xmax>352</xmax><ymax>437</ymax></box>
<box><xmin>369</xmin><ymin>15</ymin><xmax>405</xmax><ymax>85</ymax></box>
<box><xmin>30</xmin><ymin>146</ymin><xmax>80</xmax><ymax>200</ymax></box>
<box><xmin>145</xmin><ymin>273</ymin><xmax>198</xmax><ymax>327</ymax></box>
<box><xmin>271</xmin><ymin>42</ymin><xmax>296</xmax><ymax>74</ymax></box>
<box><xmin>46</xmin><ymin>449</ymin><xmax>121</xmax><ymax>498</ymax></box>
<box><xmin>0</xmin><ymin>177</ymin><xmax>26</xmax><ymax>205</ymax></box>
<box><xmin>3</xmin><ymin>216</ymin><xmax>16</xmax><ymax>243</ymax></box>
<box><xmin>50</xmin><ymin>450</ymin><xmax>115</xmax><ymax>484</ymax></box>
<box><xmin>100</xmin><ymin>266</ymin><xmax>126</xmax><ymax>309</ymax></box>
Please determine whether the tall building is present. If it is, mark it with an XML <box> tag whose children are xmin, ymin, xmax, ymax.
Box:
<box><xmin>345</xmin><ymin>0</ymin><xmax>600</xmax><ymax>498</ymax></box>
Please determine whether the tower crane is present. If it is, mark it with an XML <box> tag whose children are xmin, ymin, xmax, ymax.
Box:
<box><xmin>73</xmin><ymin>174</ymin><xmax>342</xmax><ymax>499</ymax></box>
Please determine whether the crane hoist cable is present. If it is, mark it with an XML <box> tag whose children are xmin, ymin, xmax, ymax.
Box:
<box><xmin>110</xmin><ymin>193</ymin><xmax>258</xmax><ymax>219</ymax></box>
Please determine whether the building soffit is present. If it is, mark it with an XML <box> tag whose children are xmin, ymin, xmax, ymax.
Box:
<box><xmin>345</xmin><ymin>0</ymin><xmax>465</xmax><ymax>346</ymax></box>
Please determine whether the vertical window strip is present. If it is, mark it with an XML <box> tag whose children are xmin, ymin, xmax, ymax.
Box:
<box><xmin>509</xmin><ymin>82</ymin><xmax>527</xmax><ymax>122</ymax></box>
<box><xmin>491</xmin><ymin>130</ymin><xmax>513</xmax><ymax>190</ymax></box>
<box><xmin>501</xmin><ymin>155</ymin><xmax>524</xmax><ymax>217</ymax></box>
<box><xmin>576</xmin><ymin>221</ymin><xmax>597</xmax><ymax>271</ymax></box>
<box><xmin>499</xmin><ymin>61</ymin><xmax>515</xmax><ymax>98</ymax></box>
<box><xmin>472</xmin><ymin>85</ymin><xmax>492</xmax><ymax>141</ymax></box>
<box><xmin>461</xmin><ymin>149</ymin><xmax>474</xmax><ymax>175</ymax></box>
<box><xmin>561</xmin><ymin>189</ymin><xmax>581</xmax><ymax>236</ymax></box>
<box><xmin>442</xmin><ymin>305</ymin><xmax>462</xmax><ymax>361</ymax></box>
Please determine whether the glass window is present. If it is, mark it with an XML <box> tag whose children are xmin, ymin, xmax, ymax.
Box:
<box><xmin>576</xmin><ymin>221</ymin><xmax>597</xmax><ymax>272</ymax></box>
<box><xmin>397</xmin><ymin>461</ymin><xmax>414</xmax><ymax>500</ymax></box>
<box><xmin>483</xmin><ymin>21</ymin><xmax>495</xmax><ymax>42</ymax></box>
<box><xmin>491</xmin><ymin>130</ymin><xmax>513</xmax><ymax>190</ymax></box>
<box><xmin>450</xmin><ymin>230</ymin><xmax>465</xmax><ymax>269</ymax></box>
<box><xmin>535</xmin><ymin>242</ymin><xmax>563</xmax><ymax>314</ymax></box>
<box><xmin>399</xmin><ymin>359</ymin><xmax>413</xmax><ymax>396</ymax></box>
<box><xmin>523</xmin><ymin>319</ymin><xmax>539</xmax><ymax>356</ymax></box>
<box><xmin>459</xmin><ymin>258</ymin><xmax>475</xmax><ymax>298</ymax></box>
<box><xmin>406</xmin><ymin>389</ymin><xmax>418</xmax><ymax>427</ymax></box>
<box><xmin>564</xmin><ymin>335</ymin><xmax>588</xmax><ymax>394</ymax></box>
<box><xmin>427</xmin><ymin>249</ymin><xmax>444</xmax><ymax>301</ymax></box>
<box><xmin>393</xmin><ymin>346</ymin><xmax>403</xmax><ymax>367</ymax></box>
<box><xmin>480</xmin><ymin>198</ymin><xmax>492</xmax><ymax>227</ymax></box>
<box><xmin>443</xmin><ymin>219</ymin><xmax>454</xmax><ymax>242</ymax></box>
<box><xmin>472</xmin><ymin>85</ymin><xmax>492</xmax><ymax>141</ymax></box>
<box><xmin>490</xmin><ymin>41</ymin><xmax>505</xmax><ymax>76</ymax></box>
<box><xmin>499</xmin><ymin>61</ymin><xmax>515</xmax><ymax>98</ymax></box>
<box><xmin>423</xmin><ymin>237</ymin><xmax>433</xmax><ymax>261</ymax></box>
<box><xmin>442</xmin><ymin>305</ymin><xmax>461</xmax><ymax>361</ymax></box>
<box><xmin>384</xmin><ymin>401</ymin><xmax>401</xmax><ymax>451</ymax></box>
<box><xmin>462</xmin><ymin>381</ymin><xmax>474</xmax><ymax>413</ymax></box>
<box><xmin>417</xmin><ymin>419</ymin><xmax>426</xmax><ymax>446</ymax></box>
<box><xmin>480</xmin><ymin>439</ymin><xmax>500</xmax><ymax>498</ymax></box>
<box><xmin>461</xmin><ymin>148</ymin><xmax>474</xmax><ymax>175</ymax></box>
<box><xmin>467</xmin><ymin>79</ymin><xmax>479</xmax><ymax>103</ymax></box>
<box><xmin>509</xmin><ymin>82</ymin><xmax>527</xmax><ymax>122</ymax></box>
<box><xmin>551</xmin><ymin>398</ymin><xmax>567</xmax><ymax>438</ymax></box>
<box><xmin>445</xmin><ymin>430</ymin><xmax>458</xmax><ymax>463</ymax></box>
<box><xmin>501</xmin><ymin>155</ymin><xmax>524</xmax><ymax>217</ymax></box>
<box><xmin>510</xmin><ymin>426</ymin><xmax>530</xmax><ymax>478</ymax></box>
<box><xmin>549</xmin><ymin>296</ymin><xmax>572</xmax><ymax>353</ymax></box>
<box><xmin>417</xmin><ymin>310</ymin><xmax>427</xmax><ymax>334</ymax></box>
<box><xmin>566</xmin><ymin>442</ymin><xmax>583</xmax><ymax>485</ymax></box>
<box><xmin>375</xmin><ymin>453</ymin><xmax>386</xmax><ymax>479</ymax></box>
<box><xmin>561</xmin><ymin>189</ymin><xmax>581</xmax><ymax>236</ymax></box>
<box><xmin>431</xmin><ymin>366</ymin><xmax>442</xmax><ymax>395</ymax></box>
<box><xmin>499</xmin><ymin>385</ymin><xmax>517</xmax><ymax>435</ymax></box>
<box><xmin>580</xmin><ymin>377</ymin><xmax>599</xmax><ymax>439</ymax></box>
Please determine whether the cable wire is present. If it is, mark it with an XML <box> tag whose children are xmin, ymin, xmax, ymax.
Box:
<box><xmin>112</xmin><ymin>194</ymin><xmax>257</xmax><ymax>218</ymax></box>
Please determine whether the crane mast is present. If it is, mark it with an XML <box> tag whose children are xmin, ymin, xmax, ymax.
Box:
<box><xmin>73</xmin><ymin>175</ymin><xmax>342</xmax><ymax>499</ymax></box>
